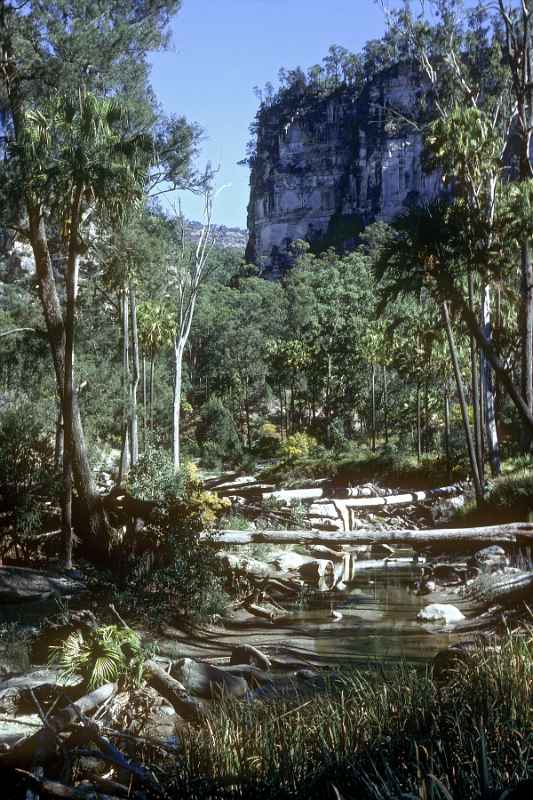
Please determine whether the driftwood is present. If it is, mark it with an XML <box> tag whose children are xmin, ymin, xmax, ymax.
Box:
<box><xmin>262</xmin><ymin>488</ymin><xmax>325</xmax><ymax>503</ymax></box>
<box><xmin>0</xmin><ymin>682</ymin><xmax>117</xmax><ymax>768</ymax></box>
<box><xmin>0</xmin><ymin>566</ymin><xmax>86</xmax><ymax>603</ymax></box>
<box><xmin>143</xmin><ymin>659</ymin><xmax>207</xmax><ymax>723</ymax></box>
<box><xmin>475</xmin><ymin>571</ymin><xmax>533</xmax><ymax>606</ymax></box>
<box><xmin>208</xmin><ymin>522</ymin><xmax>533</xmax><ymax>550</ymax></box>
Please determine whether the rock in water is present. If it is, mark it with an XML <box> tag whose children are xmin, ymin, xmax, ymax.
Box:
<box><xmin>417</xmin><ymin>604</ymin><xmax>465</xmax><ymax>624</ymax></box>
<box><xmin>171</xmin><ymin>658</ymin><xmax>248</xmax><ymax>699</ymax></box>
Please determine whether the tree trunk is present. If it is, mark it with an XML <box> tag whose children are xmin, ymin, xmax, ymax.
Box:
<box><xmin>371</xmin><ymin>362</ymin><xmax>376</xmax><ymax>452</ymax></box>
<box><xmin>468</xmin><ymin>273</ymin><xmax>484</xmax><ymax>483</ymax></box>
<box><xmin>149</xmin><ymin>353</ymin><xmax>155</xmax><ymax>437</ymax></box>
<box><xmin>447</xmin><ymin>280</ymin><xmax>533</xmax><ymax>436</ymax></box>
<box><xmin>129</xmin><ymin>283</ymin><xmax>140</xmax><ymax>466</ymax></box>
<box><xmin>444</xmin><ymin>382</ymin><xmax>451</xmax><ymax>477</ymax></box>
<box><xmin>442</xmin><ymin>302</ymin><xmax>483</xmax><ymax>505</ymax></box>
<box><xmin>142</xmin><ymin>354</ymin><xmax>147</xmax><ymax>452</ymax></box>
<box><xmin>416</xmin><ymin>382</ymin><xmax>422</xmax><ymax>462</ymax></box>
<box><xmin>173</xmin><ymin>341</ymin><xmax>185</xmax><ymax>472</ymax></box>
<box><xmin>211</xmin><ymin>522</ymin><xmax>533</xmax><ymax>549</ymax></box>
<box><xmin>481</xmin><ymin>284</ymin><xmax>501</xmax><ymax>476</ymax></box>
<box><xmin>383</xmin><ymin>366</ymin><xmax>389</xmax><ymax>445</ymax></box>
<box><xmin>520</xmin><ymin>238</ymin><xmax>533</xmax><ymax>450</ymax></box>
<box><xmin>28</xmin><ymin>208</ymin><xmax>106</xmax><ymax>542</ymax></box>
<box><xmin>54</xmin><ymin>406</ymin><xmax>63</xmax><ymax>473</ymax></box>
<box><xmin>118</xmin><ymin>288</ymin><xmax>130</xmax><ymax>484</ymax></box>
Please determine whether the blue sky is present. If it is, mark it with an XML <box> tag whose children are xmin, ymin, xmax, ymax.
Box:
<box><xmin>148</xmin><ymin>0</ymin><xmax>388</xmax><ymax>228</ymax></box>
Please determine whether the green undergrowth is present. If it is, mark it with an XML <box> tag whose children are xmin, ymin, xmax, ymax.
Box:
<box><xmin>168</xmin><ymin>632</ymin><xmax>532</xmax><ymax>799</ymax></box>
<box><xmin>453</xmin><ymin>458</ymin><xmax>533</xmax><ymax>526</ymax></box>
<box><xmin>258</xmin><ymin>446</ymin><xmax>465</xmax><ymax>491</ymax></box>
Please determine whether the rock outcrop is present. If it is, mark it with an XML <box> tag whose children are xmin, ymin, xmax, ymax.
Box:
<box><xmin>246</xmin><ymin>64</ymin><xmax>442</xmax><ymax>276</ymax></box>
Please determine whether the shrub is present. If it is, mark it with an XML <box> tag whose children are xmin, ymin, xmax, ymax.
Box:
<box><xmin>126</xmin><ymin>446</ymin><xmax>184</xmax><ymax>502</ymax></box>
<box><xmin>127</xmin><ymin>460</ymin><xmax>230</xmax><ymax>620</ymax></box>
<box><xmin>280</xmin><ymin>431</ymin><xmax>318</xmax><ymax>462</ymax></box>
<box><xmin>256</xmin><ymin>421</ymin><xmax>281</xmax><ymax>457</ymax></box>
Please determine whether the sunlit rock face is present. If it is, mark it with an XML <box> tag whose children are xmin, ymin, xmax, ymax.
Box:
<box><xmin>246</xmin><ymin>64</ymin><xmax>442</xmax><ymax>276</ymax></box>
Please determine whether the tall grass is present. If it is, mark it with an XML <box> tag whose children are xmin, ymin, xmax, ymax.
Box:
<box><xmin>169</xmin><ymin>633</ymin><xmax>532</xmax><ymax>799</ymax></box>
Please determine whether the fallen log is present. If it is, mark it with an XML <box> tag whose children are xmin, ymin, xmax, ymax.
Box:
<box><xmin>0</xmin><ymin>682</ymin><xmax>117</xmax><ymax>768</ymax></box>
<box><xmin>143</xmin><ymin>660</ymin><xmax>207</xmax><ymax>723</ymax></box>
<box><xmin>471</xmin><ymin>571</ymin><xmax>533</xmax><ymax>606</ymax></box>
<box><xmin>334</xmin><ymin>483</ymin><xmax>464</xmax><ymax>501</ymax></box>
<box><xmin>262</xmin><ymin>488</ymin><xmax>325</xmax><ymax>503</ymax></box>
<box><xmin>208</xmin><ymin>522</ymin><xmax>533</xmax><ymax>550</ymax></box>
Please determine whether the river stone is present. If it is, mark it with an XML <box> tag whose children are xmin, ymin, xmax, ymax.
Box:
<box><xmin>417</xmin><ymin>604</ymin><xmax>465</xmax><ymax>624</ymax></box>
<box><xmin>171</xmin><ymin>658</ymin><xmax>248</xmax><ymax>699</ymax></box>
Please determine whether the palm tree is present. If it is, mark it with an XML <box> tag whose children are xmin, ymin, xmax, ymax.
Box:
<box><xmin>14</xmin><ymin>90</ymin><xmax>153</xmax><ymax>564</ymax></box>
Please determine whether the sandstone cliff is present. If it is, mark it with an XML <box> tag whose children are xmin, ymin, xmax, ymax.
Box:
<box><xmin>246</xmin><ymin>64</ymin><xmax>442</xmax><ymax>276</ymax></box>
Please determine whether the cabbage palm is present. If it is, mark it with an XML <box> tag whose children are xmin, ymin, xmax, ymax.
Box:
<box><xmin>13</xmin><ymin>90</ymin><xmax>153</xmax><ymax>563</ymax></box>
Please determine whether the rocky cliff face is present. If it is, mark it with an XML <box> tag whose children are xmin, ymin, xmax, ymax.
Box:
<box><xmin>246</xmin><ymin>64</ymin><xmax>442</xmax><ymax>275</ymax></box>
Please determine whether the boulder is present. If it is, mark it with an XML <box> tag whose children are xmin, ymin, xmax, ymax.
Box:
<box><xmin>171</xmin><ymin>658</ymin><xmax>248</xmax><ymax>699</ymax></box>
<box><xmin>0</xmin><ymin>566</ymin><xmax>86</xmax><ymax>603</ymax></box>
<box><xmin>0</xmin><ymin>668</ymin><xmax>82</xmax><ymax>715</ymax></box>
<box><xmin>417</xmin><ymin>604</ymin><xmax>466</xmax><ymax>624</ymax></box>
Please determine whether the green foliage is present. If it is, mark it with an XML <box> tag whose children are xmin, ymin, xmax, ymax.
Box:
<box><xmin>280</xmin><ymin>432</ymin><xmax>319</xmax><ymax>462</ymax></box>
<box><xmin>127</xmin><ymin>446</ymin><xmax>184</xmax><ymax>502</ymax></box>
<box><xmin>126</xmin><ymin>458</ymin><xmax>229</xmax><ymax>619</ymax></box>
<box><xmin>0</xmin><ymin>401</ymin><xmax>56</xmax><ymax>547</ymax></box>
<box><xmin>255</xmin><ymin>421</ymin><xmax>281</xmax><ymax>457</ymax></box>
<box><xmin>50</xmin><ymin>625</ymin><xmax>148</xmax><ymax>690</ymax></box>
<box><xmin>197</xmin><ymin>397</ymin><xmax>242</xmax><ymax>465</ymax></box>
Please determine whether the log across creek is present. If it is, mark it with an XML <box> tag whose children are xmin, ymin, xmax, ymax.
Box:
<box><xmin>206</xmin><ymin>522</ymin><xmax>533</xmax><ymax>550</ymax></box>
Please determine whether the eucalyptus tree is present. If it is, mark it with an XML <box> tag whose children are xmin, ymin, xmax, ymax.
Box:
<box><xmin>168</xmin><ymin>192</ymin><xmax>217</xmax><ymax>471</ymax></box>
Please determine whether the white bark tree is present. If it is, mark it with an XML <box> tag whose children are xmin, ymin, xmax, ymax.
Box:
<box><xmin>169</xmin><ymin>190</ymin><xmax>218</xmax><ymax>471</ymax></box>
